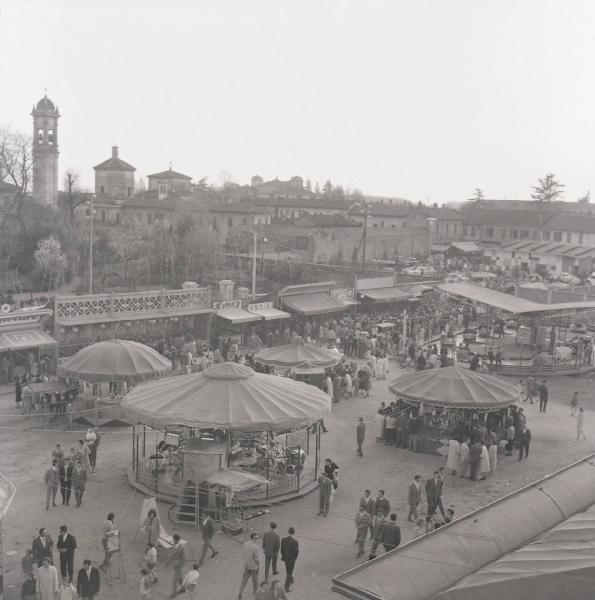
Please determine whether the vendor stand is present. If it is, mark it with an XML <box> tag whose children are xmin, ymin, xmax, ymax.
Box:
<box><xmin>388</xmin><ymin>365</ymin><xmax>519</xmax><ymax>454</ymax></box>
<box><xmin>122</xmin><ymin>362</ymin><xmax>331</xmax><ymax>522</ymax></box>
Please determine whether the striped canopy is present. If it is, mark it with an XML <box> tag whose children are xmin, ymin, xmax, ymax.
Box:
<box><xmin>59</xmin><ymin>339</ymin><xmax>172</xmax><ymax>383</ymax></box>
<box><xmin>122</xmin><ymin>362</ymin><xmax>331</xmax><ymax>430</ymax></box>
<box><xmin>388</xmin><ymin>365</ymin><xmax>519</xmax><ymax>409</ymax></box>
<box><xmin>254</xmin><ymin>337</ymin><xmax>341</xmax><ymax>369</ymax></box>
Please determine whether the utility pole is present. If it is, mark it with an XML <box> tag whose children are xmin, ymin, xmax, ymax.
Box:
<box><xmin>89</xmin><ymin>194</ymin><xmax>95</xmax><ymax>295</ymax></box>
<box><xmin>252</xmin><ymin>230</ymin><xmax>257</xmax><ymax>301</ymax></box>
<box><xmin>361</xmin><ymin>202</ymin><xmax>371</xmax><ymax>274</ymax></box>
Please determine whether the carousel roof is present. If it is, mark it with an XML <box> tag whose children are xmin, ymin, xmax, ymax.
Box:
<box><xmin>388</xmin><ymin>365</ymin><xmax>519</xmax><ymax>409</ymax></box>
<box><xmin>121</xmin><ymin>361</ymin><xmax>331</xmax><ymax>430</ymax></box>
<box><xmin>58</xmin><ymin>339</ymin><xmax>172</xmax><ymax>383</ymax></box>
<box><xmin>254</xmin><ymin>337</ymin><xmax>342</xmax><ymax>369</ymax></box>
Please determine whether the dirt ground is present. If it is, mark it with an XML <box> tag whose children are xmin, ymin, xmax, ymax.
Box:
<box><xmin>0</xmin><ymin>366</ymin><xmax>593</xmax><ymax>600</ymax></box>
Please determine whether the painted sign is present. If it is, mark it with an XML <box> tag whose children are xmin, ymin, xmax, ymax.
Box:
<box><xmin>330</xmin><ymin>288</ymin><xmax>355</xmax><ymax>301</ymax></box>
<box><xmin>213</xmin><ymin>299</ymin><xmax>242</xmax><ymax>310</ymax></box>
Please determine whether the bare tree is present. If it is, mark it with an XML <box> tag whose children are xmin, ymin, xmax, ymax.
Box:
<box><xmin>0</xmin><ymin>128</ymin><xmax>33</xmax><ymax>231</ymax></box>
<box><xmin>62</xmin><ymin>169</ymin><xmax>88</xmax><ymax>221</ymax></box>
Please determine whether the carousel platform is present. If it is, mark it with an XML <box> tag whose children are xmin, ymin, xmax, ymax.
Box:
<box><xmin>126</xmin><ymin>467</ymin><xmax>319</xmax><ymax>508</ymax></box>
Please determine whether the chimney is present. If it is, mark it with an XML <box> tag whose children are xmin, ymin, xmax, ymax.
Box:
<box><xmin>433</xmin><ymin>203</ymin><xmax>438</xmax><ymax>209</ymax></box>
<box><xmin>112</xmin><ymin>146</ymin><xmax>119</xmax><ymax>159</ymax></box>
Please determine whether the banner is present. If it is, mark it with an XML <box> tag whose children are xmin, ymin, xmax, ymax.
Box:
<box><xmin>214</xmin><ymin>299</ymin><xmax>242</xmax><ymax>310</ymax></box>
<box><xmin>330</xmin><ymin>288</ymin><xmax>355</xmax><ymax>301</ymax></box>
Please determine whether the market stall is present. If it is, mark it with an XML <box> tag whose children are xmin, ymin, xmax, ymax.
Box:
<box><xmin>388</xmin><ymin>365</ymin><xmax>519</xmax><ymax>454</ymax></box>
<box><xmin>122</xmin><ymin>362</ymin><xmax>331</xmax><ymax>515</ymax></box>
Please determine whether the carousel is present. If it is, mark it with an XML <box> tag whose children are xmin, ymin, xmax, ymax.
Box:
<box><xmin>388</xmin><ymin>365</ymin><xmax>520</xmax><ymax>454</ymax></box>
<box><xmin>121</xmin><ymin>362</ymin><xmax>331</xmax><ymax>522</ymax></box>
<box><xmin>254</xmin><ymin>336</ymin><xmax>342</xmax><ymax>387</ymax></box>
<box><xmin>58</xmin><ymin>339</ymin><xmax>172</xmax><ymax>425</ymax></box>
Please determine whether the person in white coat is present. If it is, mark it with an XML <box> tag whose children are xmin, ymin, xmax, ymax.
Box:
<box><xmin>459</xmin><ymin>439</ymin><xmax>470</xmax><ymax>478</ymax></box>
<box><xmin>37</xmin><ymin>558</ymin><xmax>59</xmax><ymax>600</ymax></box>
<box><xmin>488</xmin><ymin>440</ymin><xmax>498</xmax><ymax>474</ymax></box>
<box><xmin>446</xmin><ymin>439</ymin><xmax>460</xmax><ymax>475</ymax></box>
<box><xmin>479</xmin><ymin>442</ymin><xmax>490</xmax><ymax>480</ymax></box>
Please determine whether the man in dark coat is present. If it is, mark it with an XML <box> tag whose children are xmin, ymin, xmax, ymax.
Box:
<box><xmin>382</xmin><ymin>513</ymin><xmax>401</xmax><ymax>553</ymax></box>
<box><xmin>56</xmin><ymin>524</ymin><xmax>77</xmax><ymax>582</ymax></box>
<box><xmin>280</xmin><ymin>527</ymin><xmax>299</xmax><ymax>593</ymax></box>
<box><xmin>538</xmin><ymin>380</ymin><xmax>548</xmax><ymax>413</ymax></box>
<box><xmin>198</xmin><ymin>514</ymin><xmax>217</xmax><ymax>566</ymax></box>
<box><xmin>375</xmin><ymin>490</ymin><xmax>390</xmax><ymax>517</ymax></box>
<box><xmin>262</xmin><ymin>521</ymin><xmax>280</xmax><ymax>580</ymax></box>
<box><xmin>76</xmin><ymin>559</ymin><xmax>100</xmax><ymax>600</ymax></box>
<box><xmin>469</xmin><ymin>439</ymin><xmax>482</xmax><ymax>481</ymax></box>
<box><xmin>356</xmin><ymin>417</ymin><xmax>366</xmax><ymax>457</ymax></box>
<box><xmin>32</xmin><ymin>528</ymin><xmax>53</xmax><ymax>567</ymax></box>
<box><xmin>425</xmin><ymin>471</ymin><xmax>442</xmax><ymax>516</ymax></box>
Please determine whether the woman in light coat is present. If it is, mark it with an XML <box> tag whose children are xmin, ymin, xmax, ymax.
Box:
<box><xmin>459</xmin><ymin>439</ymin><xmax>470</xmax><ymax>478</ymax></box>
<box><xmin>479</xmin><ymin>442</ymin><xmax>490</xmax><ymax>480</ymax></box>
<box><xmin>446</xmin><ymin>439</ymin><xmax>460</xmax><ymax>475</ymax></box>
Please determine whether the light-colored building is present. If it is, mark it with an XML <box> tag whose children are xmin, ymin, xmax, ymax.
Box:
<box><xmin>31</xmin><ymin>94</ymin><xmax>60</xmax><ymax>208</ymax></box>
<box><xmin>94</xmin><ymin>146</ymin><xmax>136</xmax><ymax>199</ymax></box>
<box><xmin>147</xmin><ymin>167</ymin><xmax>192</xmax><ymax>198</ymax></box>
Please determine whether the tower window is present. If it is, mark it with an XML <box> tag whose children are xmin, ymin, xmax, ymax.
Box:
<box><xmin>100</xmin><ymin>185</ymin><xmax>105</xmax><ymax>195</ymax></box>
<box><xmin>158</xmin><ymin>184</ymin><xmax>167</xmax><ymax>196</ymax></box>
<box><xmin>127</xmin><ymin>187</ymin><xmax>131</xmax><ymax>197</ymax></box>
<box><xmin>48</xmin><ymin>130</ymin><xmax>54</xmax><ymax>144</ymax></box>
<box><xmin>37</xmin><ymin>129</ymin><xmax>44</xmax><ymax>143</ymax></box>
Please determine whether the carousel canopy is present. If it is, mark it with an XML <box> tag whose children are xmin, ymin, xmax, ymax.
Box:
<box><xmin>388</xmin><ymin>365</ymin><xmax>519</xmax><ymax>410</ymax></box>
<box><xmin>58</xmin><ymin>339</ymin><xmax>172</xmax><ymax>383</ymax></box>
<box><xmin>254</xmin><ymin>337</ymin><xmax>341</xmax><ymax>369</ymax></box>
<box><xmin>121</xmin><ymin>361</ymin><xmax>331</xmax><ymax>431</ymax></box>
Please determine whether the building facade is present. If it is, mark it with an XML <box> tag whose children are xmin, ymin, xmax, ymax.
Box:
<box><xmin>147</xmin><ymin>167</ymin><xmax>192</xmax><ymax>198</ymax></box>
<box><xmin>31</xmin><ymin>94</ymin><xmax>60</xmax><ymax>208</ymax></box>
<box><xmin>94</xmin><ymin>146</ymin><xmax>136</xmax><ymax>198</ymax></box>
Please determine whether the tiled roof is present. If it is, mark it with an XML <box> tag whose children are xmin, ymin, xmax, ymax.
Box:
<box><xmin>424</xmin><ymin>206</ymin><xmax>464</xmax><ymax>219</ymax></box>
<box><xmin>208</xmin><ymin>203</ymin><xmax>268</xmax><ymax>214</ymax></box>
<box><xmin>147</xmin><ymin>168</ymin><xmax>192</xmax><ymax>180</ymax></box>
<box><xmin>500</xmin><ymin>240</ymin><xmax>595</xmax><ymax>258</ymax></box>
<box><xmin>541</xmin><ymin>214</ymin><xmax>595</xmax><ymax>233</ymax></box>
<box><xmin>294</xmin><ymin>214</ymin><xmax>358</xmax><ymax>227</ymax></box>
<box><xmin>122</xmin><ymin>196</ymin><xmax>177</xmax><ymax>210</ymax></box>
<box><xmin>464</xmin><ymin>208</ymin><xmax>555</xmax><ymax>228</ymax></box>
<box><xmin>93</xmin><ymin>157</ymin><xmax>136</xmax><ymax>172</ymax></box>
<box><xmin>251</xmin><ymin>197</ymin><xmax>351</xmax><ymax>209</ymax></box>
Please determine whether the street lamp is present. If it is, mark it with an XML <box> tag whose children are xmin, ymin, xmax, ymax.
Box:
<box><xmin>425</xmin><ymin>217</ymin><xmax>437</xmax><ymax>261</ymax></box>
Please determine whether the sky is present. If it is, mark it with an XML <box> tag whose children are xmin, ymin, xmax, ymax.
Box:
<box><xmin>1</xmin><ymin>0</ymin><xmax>595</xmax><ymax>204</ymax></box>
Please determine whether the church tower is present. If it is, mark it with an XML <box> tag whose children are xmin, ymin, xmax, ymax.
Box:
<box><xmin>31</xmin><ymin>93</ymin><xmax>60</xmax><ymax>208</ymax></box>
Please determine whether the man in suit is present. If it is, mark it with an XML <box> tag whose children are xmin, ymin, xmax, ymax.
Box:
<box><xmin>436</xmin><ymin>468</ymin><xmax>447</xmax><ymax>518</ymax></box>
<box><xmin>359</xmin><ymin>489</ymin><xmax>376</xmax><ymax>537</ymax></box>
<box><xmin>425</xmin><ymin>471</ymin><xmax>442</xmax><ymax>516</ymax></box>
<box><xmin>32</xmin><ymin>528</ymin><xmax>53</xmax><ymax>567</ymax></box>
<box><xmin>262</xmin><ymin>521</ymin><xmax>280</xmax><ymax>580</ymax></box>
<box><xmin>71</xmin><ymin>459</ymin><xmax>87</xmax><ymax>507</ymax></box>
<box><xmin>76</xmin><ymin>559</ymin><xmax>100</xmax><ymax>600</ymax></box>
<box><xmin>56</xmin><ymin>524</ymin><xmax>77</xmax><ymax>582</ymax></box>
<box><xmin>197</xmin><ymin>514</ymin><xmax>217</xmax><ymax>567</ymax></box>
<box><xmin>407</xmin><ymin>475</ymin><xmax>422</xmax><ymax>522</ymax></box>
<box><xmin>44</xmin><ymin>460</ymin><xmax>59</xmax><ymax>510</ymax></box>
<box><xmin>382</xmin><ymin>513</ymin><xmax>401</xmax><ymax>553</ymax></box>
<box><xmin>280</xmin><ymin>527</ymin><xmax>299</xmax><ymax>593</ymax></box>
<box><xmin>64</xmin><ymin>451</ymin><xmax>75</xmax><ymax>506</ymax></box>
<box><xmin>375</xmin><ymin>490</ymin><xmax>390</xmax><ymax>518</ymax></box>
<box><xmin>356</xmin><ymin>416</ymin><xmax>365</xmax><ymax>457</ymax></box>
<box><xmin>166</xmin><ymin>533</ymin><xmax>186</xmax><ymax>597</ymax></box>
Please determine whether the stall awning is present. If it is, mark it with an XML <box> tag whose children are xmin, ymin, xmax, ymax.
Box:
<box><xmin>282</xmin><ymin>292</ymin><xmax>345</xmax><ymax>315</ymax></box>
<box><xmin>216</xmin><ymin>308</ymin><xmax>261</xmax><ymax>324</ymax></box>
<box><xmin>359</xmin><ymin>287</ymin><xmax>411</xmax><ymax>302</ymax></box>
<box><xmin>249</xmin><ymin>307</ymin><xmax>291</xmax><ymax>321</ymax></box>
<box><xmin>0</xmin><ymin>329</ymin><xmax>58</xmax><ymax>351</ymax></box>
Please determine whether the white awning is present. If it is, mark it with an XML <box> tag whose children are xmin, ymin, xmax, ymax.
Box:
<box><xmin>249</xmin><ymin>307</ymin><xmax>291</xmax><ymax>321</ymax></box>
<box><xmin>216</xmin><ymin>308</ymin><xmax>261</xmax><ymax>324</ymax></box>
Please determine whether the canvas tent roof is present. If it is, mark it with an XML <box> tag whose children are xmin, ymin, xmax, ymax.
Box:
<box><xmin>255</xmin><ymin>337</ymin><xmax>341</xmax><ymax>369</ymax></box>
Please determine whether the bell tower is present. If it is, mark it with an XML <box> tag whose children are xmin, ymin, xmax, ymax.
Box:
<box><xmin>31</xmin><ymin>93</ymin><xmax>60</xmax><ymax>208</ymax></box>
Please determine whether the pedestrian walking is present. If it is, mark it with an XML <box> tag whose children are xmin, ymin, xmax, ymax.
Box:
<box><xmin>407</xmin><ymin>475</ymin><xmax>422</xmax><ymax>521</ymax></box>
<box><xmin>166</xmin><ymin>534</ymin><xmax>186</xmax><ymax>598</ymax></box>
<box><xmin>36</xmin><ymin>557</ymin><xmax>59</xmax><ymax>600</ymax></box>
<box><xmin>144</xmin><ymin>543</ymin><xmax>158</xmax><ymax>584</ymax></box>
<box><xmin>425</xmin><ymin>472</ymin><xmax>441</xmax><ymax>516</ymax></box>
<box><xmin>238</xmin><ymin>533</ymin><xmax>260</xmax><ymax>599</ymax></box>
<box><xmin>76</xmin><ymin>559</ymin><xmax>100</xmax><ymax>600</ymax></box>
<box><xmin>181</xmin><ymin>563</ymin><xmax>200</xmax><ymax>600</ymax></box>
<box><xmin>317</xmin><ymin>472</ymin><xmax>333</xmax><ymax>516</ymax></box>
<box><xmin>459</xmin><ymin>438</ymin><xmax>470</xmax><ymax>477</ymax></box>
<box><xmin>44</xmin><ymin>461</ymin><xmax>59</xmax><ymax>510</ymax></box>
<box><xmin>356</xmin><ymin>417</ymin><xmax>365</xmax><ymax>457</ymax></box>
<box><xmin>280</xmin><ymin>527</ymin><xmax>298</xmax><ymax>593</ymax></box>
<box><xmin>99</xmin><ymin>513</ymin><xmax>115</xmax><ymax>571</ymax></box>
<box><xmin>518</xmin><ymin>427</ymin><xmax>531</xmax><ymax>460</ymax></box>
<box><xmin>197</xmin><ymin>514</ymin><xmax>218</xmax><ymax>567</ymax></box>
<box><xmin>354</xmin><ymin>506</ymin><xmax>372</xmax><ymax>558</ymax></box>
<box><xmin>469</xmin><ymin>439</ymin><xmax>482</xmax><ymax>481</ymax></box>
<box><xmin>71</xmin><ymin>460</ymin><xmax>87</xmax><ymax>508</ymax></box>
<box><xmin>64</xmin><ymin>451</ymin><xmax>75</xmax><ymax>505</ymax></box>
<box><xmin>571</xmin><ymin>392</ymin><xmax>579</xmax><ymax>416</ymax></box>
<box><xmin>58</xmin><ymin>578</ymin><xmax>77</xmax><ymax>600</ymax></box>
<box><xmin>446</xmin><ymin>438</ymin><xmax>460</xmax><ymax>475</ymax></box>
<box><xmin>382</xmin><ymin>513</ymin><xmax>401</xmax><ymax>553</ymax></box>
<box><xmin>538</xmin><ymin>380</ymin><xmax>548</xmax><ymax>413</ymax></box>
<box><xmin>77</xmin><ymin>439</ymin><xmax>91</xmax><ymax>471</ymax></box>
<box><xmin>375</xmin><ymin>490</ymin><xmax>390</xmax><ymax>518</ymax></box>
<box><xmin>56</xmin><ymin>525</ymin><xmax>77</xmax><ymax>583</ymax></box>
<box><xmin>262</xmin><ymin>522</ymin><xmax>280</xmax><ymax>580</ymax></box>
<box><xmin>85</xmin><ymin>428</ymin><xmax>99</xmax><ymax>472</ymax></box>
<box><xmin>368</xmin><ymin>513</ymin><xmax>386</xmax><ymax>560</ymax></box>
<box><xmin>32</xmin><ymin>528</ymin><xmax>54</xmax><ymax>567</ymax></box>
<box><xmin>21</xmin><ymin>572</ymin><xmax>37</xmax><ymax>600</ymax></box>
<box><xmin>139</xmin><ymin>568</ymin><xmax>153</xmax><ymax>599</ymax></box>
<box><xmin>143</xmin><ymin>509</ymin><xmax>161</xmax><ymax>547</ymax></box>
<box><xmin>577</xmin><ymin>407</ymin><xmax>586</xmax><ymax>441</ymax></box>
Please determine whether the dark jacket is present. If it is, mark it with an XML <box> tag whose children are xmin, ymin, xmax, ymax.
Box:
<box><xmin>408</xmin><ymin>482</ymin><xmax>422</xmax><ymax>506</ymax></box>
<box><xmin>375</xmin><ymin>497</ymin><xmax>391</xmax><ymax>517</ymax></box>
<box><xmin>32</xmin><ymin>535</ymin><xmax>53</xmax><ymax>566</ymax></box>
<box><xmin>262</xmin><ymin>529</ymin><xmax>280</xmax><ymax>557</ymax></box>
<box><xmin>56</xmin><ymin>532</ymin><xmax>77</xmax><ymax>559</ymax></box>
<box><xmin>382</xmin><ymin>522</ymin><xmax>401</xmax><ymax>548</ymax></box>
<box><xmin>425</xmin><ymin>477</ymin><xmax>442</xmax><ymax>504</ymax></box>
<box><xmin>201</xmin><ymin>517</ymin><xmax>215</xmax><ymax>540</ymax></box>
<box><xmin>77</xmin><ymin>566</ymin><xmax>100</xmax><ymax>597</ymax></box>
<box><xmin>280</xmin><ymin>535</ymin><xmax>299</xmax><ymax>564</ymax></box>
<box><xmin>359</xmin><ymin>495</ymin><xmax>376</xmax><ymax>516</ymax></box>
